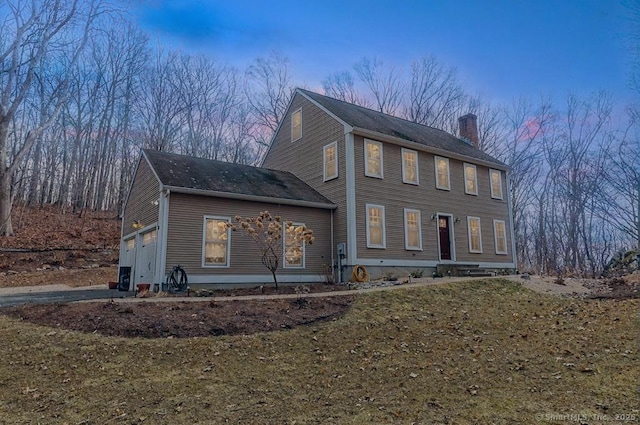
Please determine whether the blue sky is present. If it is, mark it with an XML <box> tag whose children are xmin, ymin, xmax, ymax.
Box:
<box><xmin>134</xmin><ymin>0</ymin><xmax>633</xmax><ymax>105</ymax></box>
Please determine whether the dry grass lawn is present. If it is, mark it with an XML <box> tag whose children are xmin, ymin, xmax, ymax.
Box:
<box><xmin>0</xmin><ymin>278</ymin><xmax>638</xmax><ymax>424</ymax></box>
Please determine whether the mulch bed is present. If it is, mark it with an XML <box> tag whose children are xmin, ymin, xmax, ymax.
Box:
<box><xmin>0</xmin><ymin>295</ymin><xmax>356</xmax><ymax>338</ymax></box>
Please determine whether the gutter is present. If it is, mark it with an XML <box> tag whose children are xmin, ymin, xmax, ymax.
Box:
<box><xmin>164</xmin><ymin>185</ymin><xmax>337</xmax><ymax>210</ymax></box>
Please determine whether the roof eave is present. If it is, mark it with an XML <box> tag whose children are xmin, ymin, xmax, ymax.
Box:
<box><xmin>351</xmin><ymin>127</ymin><xmax>509</xmax><ymax>170</ymax></box>
<box><xmin>164</xmin><ymin>185</ymin><xmax>337</xmax><ymax>210</ymax></box>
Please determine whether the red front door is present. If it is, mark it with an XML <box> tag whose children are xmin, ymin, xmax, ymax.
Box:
<box><xmin>439</xmin><ymin>216</ymin><xmax>451</xmax><ymax>260</ymax></box>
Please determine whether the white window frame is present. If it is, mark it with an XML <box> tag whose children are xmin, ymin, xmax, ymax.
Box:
<box><xmin>434</xmin><ymin>156</ymin><xmax>450</xmax><ymax>190</ymax></box>
<box><xmin>291</xmin><ymin>108</ymin><xmax>302</xmax><ymax>142</ymax></box>
<box><xmin>323</xmin><ymin>141</ymin><xmax>338</xmax><ymax>181</ymax></box>
<box><xmin>202</xmin><ymin>216</ymin><xmax>231</xmax><ymax>268</ymax></box>
<box><xmin>401</xmin><ymin>148</ymin><xmax>419</xmax><ymax>185</ymax></box>
<box><xmin>364</xmin><ymin>139</ymin><xmax>384</xmax><ymax>179</ymax></box>
<box><xmin>467</xmin><ymin>216</ymin><xmax>483</xmax><ymax>254</ymax></box>
<box><xmin>464</xmin><ymin>163</ymin><xmax>478</xmax><ymax>195</ymax></box>
<box><xmin>403</xmin><ymin>208</ymin><xmax>422</xmax><ymax>251</ymax></box>
<box><xmin>490</xmin><ymin>169</ymin><xmax>503</xmax><ymax>200</ymax></box>
<box><xmin>366</xmin><ymin>204</ymin><xmax>386</xmax><ymax>248</ymax></box>
<box><xmin>283</xmin><ymin>222</ymin><xmax>306</xmax><ymax>269</ymax></box>
<box><xmin>493</xmin><ymin>219</ymin><xmax>508</xmax><ymax>255</ymax></box>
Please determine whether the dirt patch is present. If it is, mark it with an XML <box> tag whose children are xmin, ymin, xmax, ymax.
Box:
<box><xmin>192</xmin><ymin>282</ymin><xmax>350</xmax><ymax>297</ymax></box>
<box><xmin>1</xmin><ymin>295</ymin><xmax>356</xmax><ymax>338</ymax></box>
<box><xmin>585</xmin><ymin>274</ymin><xmax>640</xmax><ymax>299</ymax></box>
<box><xmin>0</xmin><ymin>205</ymin><xmax>119</xmax><ymax>273</ymax></box>
<box><xmin>0</xmin><ymin>265</ymin><xmax>117</xmax><ymax>288</ymax></box>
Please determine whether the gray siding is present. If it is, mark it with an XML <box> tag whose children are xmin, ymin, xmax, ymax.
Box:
<box><xmin>262</xmin><ymin>93</ymin><xmax>348</xmax><ymax>255</ymax></box>
<box><xmin>122</xmin><ymin>157</ymin><xmax>160</xmax><ymax>236</ymax></box>
<box><xmin>353</xmin><ymin>135</ymin><xmax>513</xmax><ymax>264</ymax></box>
<box><xmin>165</xmin><ymin>192</ymin><xmax>332</xmax><ymax>278</ymax></box>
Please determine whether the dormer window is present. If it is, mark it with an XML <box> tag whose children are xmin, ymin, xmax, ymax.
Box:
<box><xmin>291</xmin><ymin>108</ymin><xmax>302</xmax><ymax>142</ymax></box>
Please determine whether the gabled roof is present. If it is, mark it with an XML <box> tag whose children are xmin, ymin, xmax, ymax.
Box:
<box><xmin>143</xmin><ymin>149</ymin><xmax>335</xmax><ymax>209</ymax></box>
<box><xmin>298</xmin><ymin>88</ymin><xmax>506</xmax><ymax>167</ymax></box>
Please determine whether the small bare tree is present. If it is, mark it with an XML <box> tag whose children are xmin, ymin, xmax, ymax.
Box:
<box><xmin>228</xmin><ymin>211</ymin><xmax>314</xmax><ymax>289</ymax></box>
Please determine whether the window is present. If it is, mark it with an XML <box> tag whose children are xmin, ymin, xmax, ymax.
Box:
<box><xmin>366</xmin><ymin>204</ymin><xmax>386</xmax><ymax>248</ymax></box>
<box><xmin>284</xmin><ymin>222</ymin><xmax>306</xmax><ymax>268</ymax></box>
<box><xmin>364</xmin><ymin>139</ymin><xmax>383</xmax><ymax>178</ymax></box>
<box><xmin>404</xmin><ymin>208</ymin><xmax>422</xmax><ymax>250</ymax></box>
<box><xmin>435</xmin><ymin>156</ymin><xmax>450</xmax><ymax>190</ymax></box>
<box><xmin>464</xmin><ymin>163</ymin><xmax>478</xmax><ymax>195</ymax></box>
<box><xmin>494</xmin><ymin>220</ymin><xmax>508</xmax><ymax>255</ymax></box>
<box><xmin>401</xmin><ymin>148</ymin><xmax>419</xmax><ymax>184</ymax></box>
<box><xmin>126</xmin><ymin>238</ymin><xmax>135</xmax><ymax>250</ymax></box>
<box><xmin>490</xmin><ymin>169</ymin><xmax>503</xmax><ymax>199</ymax></box>
<box><xmin>467</xmin><ymin>216</ymin><xmax>482</xmax><ymax>253</ymax></box>
<box><xmin>203</xmin><ymin>216</ymin><xmax>230</xmax><ymax>267</ymax></box>
<box><xmin>323</xmin><ymin>142</ymin><xmax>338</xmax><ymax>181</ymax></box>
<box><xmin>142</xmin><ymin>230</ymin><xmax>156</xmax><ymax>245</ymax></box>
<box><xmin>291</xmin><ymin>108</ymin><xmax>302</xmax><ymax>142</ymax></box>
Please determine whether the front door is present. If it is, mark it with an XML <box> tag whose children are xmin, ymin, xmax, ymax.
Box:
<box><xmin>439</xmin><ymin>216</ymin><xmax>451</xmax><ymax>260</ymax></box>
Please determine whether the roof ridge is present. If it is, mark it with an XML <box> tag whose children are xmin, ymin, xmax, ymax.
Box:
<box><xmin>297</xmin><ymin>88</ymin><xmax>459</xmax><ymax>138</ymax></box>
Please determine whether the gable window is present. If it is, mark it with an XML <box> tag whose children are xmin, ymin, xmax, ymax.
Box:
<box><xmin>490</xmin><ymin>169</ymin><xmax>503</xmax><ymax>199</ymax></box>
<box><xmin>404</xmin><ymin>208</ymin><xmax>422</xmax><ymax>250</ymax></box>
<box><xmin>203</xmin><ymin>216</ymin><xmax>230</xmax><ymax>267</ymax></box>
<box><xmin>467</xmin><ymin>216</ymin><xmax>482</xmax><ymax>253</ymax></box>
<box><xmin>435</xmin><ymin>156</ymin><xmax>450</xmax><ymax>190</ymax></box>
<box><xmin>323</xmin><ymin>142</ymin><xmax>338</xmax><ymax>181</ymax></box>
<box><xmin>364</xmin><ymin>139</ymin><xmax>383</xmax><ymax>178</ymax></box>
<box><xmin>291</xmin><ymin>108</ymin><xmax>302</xmax><ymax>142</ymax></box>
<box><xmin>464</xmin><ymin>163</ymin><xmax>478</xmax><ymax>195</ymax></box>
<box><xmin>493</xmin><ymin>219</ymin><xmax>508</xmax><ymax>255</ymax></box>
<box><xmin>402</xmin><ymin>148</ymin><xmax>419</xmax><ymax>185</ymax></box>
<box><xmin>284</xmin><ymin>222</ymin><xmax>306</xmax><ymax>268</ymax></box>
<box><xmin>366</xmin><ymin>204</ymin><xmax>386</xmax><ymax>248</ymax></box>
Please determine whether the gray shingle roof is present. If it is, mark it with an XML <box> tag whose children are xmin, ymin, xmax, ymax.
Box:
<box><xmin>298</xmin><ymin>89</ymin><xmax>505</xmax><ymax>167</ymax></box>
<box><xmin>143</xmin><ymin>149</ymin><xmax>335</xmax><ymax>207</ymax></box>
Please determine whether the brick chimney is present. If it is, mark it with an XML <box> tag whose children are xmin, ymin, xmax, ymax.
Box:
<box><xmin>458</xmin><ymin>113</ymin><xmax>479</xmax><ymax>148</ymax></box>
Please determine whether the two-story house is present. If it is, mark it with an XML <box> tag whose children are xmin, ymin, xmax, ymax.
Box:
<box><xmin>119</xmin><ymin>89</ymin><xmax>515</xmax><ymax>289</ymax></box>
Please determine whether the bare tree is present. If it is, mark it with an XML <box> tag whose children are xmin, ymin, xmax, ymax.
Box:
<box><xmin>322</xmin><ymin>71</ymin><xmax>371</xmax><ymax>107</ymax></box>
<box><xmin>404</xmin><ymin>56</ymin><xmax>466</xmax><ymax>130</ymax></box>
<box><xmin>353</xmin><ymin>57</ymin><xmax>404</xmax><ymax>115</ymax></box>
<box><xmin>0</xmin><ymin>0</ymin><xmax>105</xmax><ymax>235</ymax></box>
<box><xmin>600</xmin><ymin>109</ymin><xmax>640</xmax><ymax>256</ymax></box>
<box><xmin>245</xmin><ymin>51</ymin><xmax>294</xmax><ymax>139</ymax></box>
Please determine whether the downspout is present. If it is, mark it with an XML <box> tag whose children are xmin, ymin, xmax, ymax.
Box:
<box><xmin>155</xmin><ymin>188</ymin><xmax>170</xmax><ymax>289</ymax></box>
<box><xmin>345</xmin><ymin>131</ymin><xmax>357</xmax><ymax>266</ymax></box>
<box><xmin>330</xmin><ymin>208</ymin><xmax>335</xmax><ymax>283</ymax></box>
<box><xmin>506</xmin><ymin>169</ymin><xmax>518</xmax><ymax>271</ymax></box>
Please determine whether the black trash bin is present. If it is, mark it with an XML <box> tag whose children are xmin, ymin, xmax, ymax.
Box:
<box><xmin>118</xmin><ymin>266</ymin><xmax>131</xmax><ymax>291</ymax></box>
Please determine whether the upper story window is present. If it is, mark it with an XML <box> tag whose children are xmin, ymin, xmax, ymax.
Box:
<box><xmin>493</xmin><ymin>219</ymin><xmax>508</xmax><ymax>255</ymax></box>
<box><xmin>364</xmin><ymin>139</ymin><xmax>383</xmax><ymax>178</ymax></box>
<box><xmin>323</xmin><ymin>142</ymin><xmax>338</xmax><ymax>181</ymax></box>
<box><xmin>404</xmin><ymin>208</ymin><xmax>422</xmax><ymax>250</ymax></box>
<box><xmin>402</xmin><ymin>148</ymin><xmax>419</xmax><ymax>185</ymax></box>
<box><xmin>467</xmin><ymin>216</ymin><xmax>482</xmax><ymax>253</ymax></box>
<box><xmin>490</xmin><ymin>169</ymin><xmax>503</xmax><ymax>199</ymax></box>
<box><xmin>284</xmin><ymin>222</ymin><xmax>306</xmax><ymax>268</ymax></box>
<box><xmin>366</xmin><ymin>204</ymin><xmax>386</xmax><ymax>248</ymax></box>
<box><xmin>464</xmin><ymin>163</ymin><xmax>478</xmax><ymax>195</ymax></box>
<box><xmin>291</xmin><ymin>108</ymin><xmax>302</xmax><ymax>142</ymax></box>
<box><xmin>203</xmin><ymin>216</ymin><xmax>230</xmax><ymax>267</ymax></box>
<box><xmin>435</xmin><ymin>156</ymin><xmax>450</xmax><ymax>190</ymax></box>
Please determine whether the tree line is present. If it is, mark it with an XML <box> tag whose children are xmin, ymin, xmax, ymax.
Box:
<box><xmin>1</xmin><ymin>0</ymin><xmax>638</xmax><ymax>277</ymax></box>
